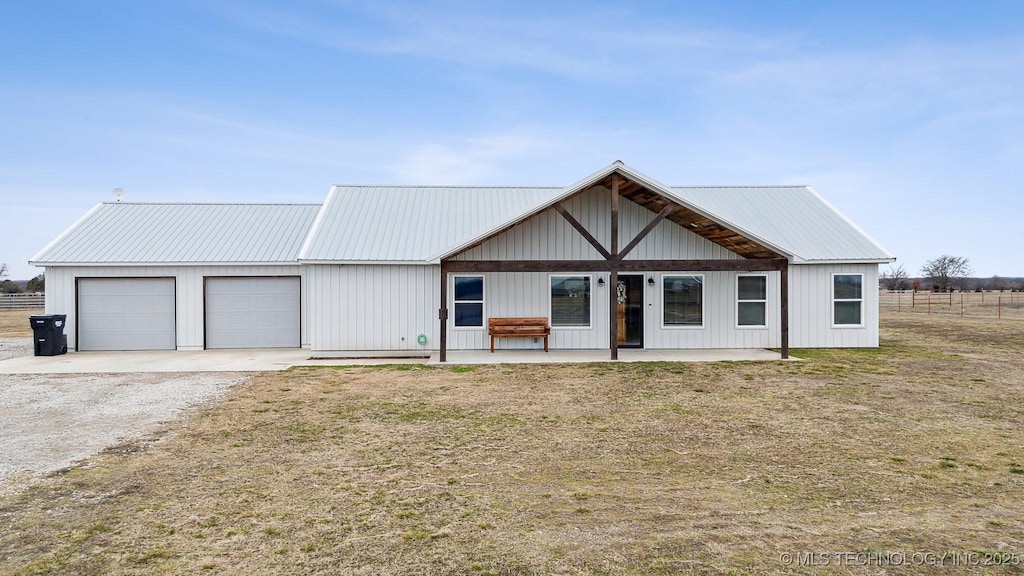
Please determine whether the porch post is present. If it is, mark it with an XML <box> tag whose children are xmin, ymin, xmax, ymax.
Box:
<box><xmin>609</xmin><ymin>173</ymin><xmax>620</xmax><ymax>360</ymax></box>
<box><xmin>609</xmin><ymin>270</ymin><xmax>618</xmax><ymax>360</ymax></box>
<box><xmin>439</xmin><ymin>261</ymin><xmax>448</xmax><ymax>363</ymax></box>
<box><xmin>780</xmin><ymin>262</ymin><xmax>789</xmax><ymax>359</ymax></box>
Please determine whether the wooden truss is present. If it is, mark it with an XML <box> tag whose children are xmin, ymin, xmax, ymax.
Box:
<box><xmin>439</xmin><ymin>172</ymin><xmax>790</xmax><ymax>361</ymax></box>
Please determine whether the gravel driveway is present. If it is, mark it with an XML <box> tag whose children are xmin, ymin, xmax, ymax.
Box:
<box><xmin>0</xmin><ymin>337</ymin><xmax>246</xmax><ymax>495</ymax></box>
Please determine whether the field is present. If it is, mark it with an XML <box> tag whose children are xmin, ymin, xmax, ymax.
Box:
<box><xmin>880</xmin><ymin>290</ymin><xmax>1024</xmax><ymax>320</ymax></box>
<box><xmin>1</xmin><ymin>312</ymin><xmax>1022</xmax><ymax>574</ymax></box>
<box><xmin>0</xmin><ymin>310</ymin><xmax>42</xmax><ymax>338</ymax></box>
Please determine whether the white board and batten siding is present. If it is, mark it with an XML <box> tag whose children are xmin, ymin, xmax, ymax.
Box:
<box><xmin>46</xmin><ymin>265</ymin><xmax>309</xmax><ymax>350</ymax></box>
<box><xmin>448</xmin><ymin>271</ymin><xmax>610</xmax><ymax>350</ymax></box>
<box><xmin>452</xmin><ymin>187</ymin><xmax>740</xmax><ymax>262</ymax></box>
<box><xmin>789</xmin><ymin>263</ymin><xmax>880</xmax><ymax>348</ymax></box>
<box><xmin>305</xmin><ymin>264</ymin><xmax>439</xmax><ymax>357</ymax></box>
<box><xmin>447</xmin><ymin>186</ymin><xmax>763</xmax><ymax>351</ymax></box>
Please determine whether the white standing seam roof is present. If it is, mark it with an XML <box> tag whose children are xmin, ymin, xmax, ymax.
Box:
<box><xmin>32</xmin><ymin>163</ymin><xmax>893</xmax><ymax>267</ymax></box>
<box><xmin>31</xmin><ymin>203</ymin><xmax>321</xmax><ymax>265</ymax></box>
<box><xmin>668</xmin><ymin>186</ymin><xmax>893</xmax><ymax>262</ymax></box>
<box><xmin>297</xmin><ymin>186</ymin><xmax>561</xmax><ymax>263</ymax></box>
<box><xmin>298</xmin><ymin>168</ymin><xmax>892</xmax><ymax>264</ymax></box>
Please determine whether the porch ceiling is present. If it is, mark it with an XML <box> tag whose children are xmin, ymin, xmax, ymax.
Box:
<box><xmin>603</xmin><ymin>173</ymin><xmax>784</xmax><ymax>260</ymax></box>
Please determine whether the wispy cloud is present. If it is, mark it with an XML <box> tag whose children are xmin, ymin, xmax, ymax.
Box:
<box><xmin>390</xmin><ymin>130</ymin><xmax>568</xmax><ymax>184</ymax></box>
<box><xmin>202</xmin><ymin>1</ymin><xmax>797</xmax><ymax>82</ymax></box>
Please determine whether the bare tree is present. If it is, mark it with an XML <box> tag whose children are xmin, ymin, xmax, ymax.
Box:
<box><xmin>986</xmin><ymin>275</ymin><xmax>1006</xmax><ymax>292</ymax></box>
<box><xmin>921</xmin><ymin>255</ymin><xmax>972</xmax><ymax>291</ymax></box>
<box><xmin>880</xmin><ymin>264</ymin><xmax>909</xmax><ymax>290</ymax></box>
<box><xmin>0</xmin><ymin>262</ymin><xmax>7</xmax><ymax>280</ymax></box>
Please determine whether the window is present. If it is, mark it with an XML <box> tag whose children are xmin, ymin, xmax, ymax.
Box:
<box><xmin>550</xmin><ymin>275</ymin><xmax>591</xmax><ymax>327</ymax></box>
<box><xmin>663</xmin><ymin>275</ymin><xmax>703</xmax><ymax>327</ymax></box>
<box><xmin>833</xmin><ymin>274</ymin><xmax>863</xmax><ymax>326</ymax></box>
<box><xmin>737</xmin><ymin>275</ymin><xmax>767</xmax><ymax>327</ymax></box>
<box><xmin>453</xmin><ymin>276</ymin><xmax>484</xmax><ymax>328</ymax></box>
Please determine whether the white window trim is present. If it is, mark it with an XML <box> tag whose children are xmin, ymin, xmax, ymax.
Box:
<box><xmin>661</xmin><ymin>273</ymin><xmax>705</xmax><ymax>330</ymax></box>
<box><xmin>548</xmin><ymin>274</ymin><xmax>594</xmax><ymax>330</ymax></box>
<box><xmin>831</xmin><ymin>272</ymin><xmax>865</xmax><ymax>328</ymax></box>
<box><xmin>452</xmin><ymin>274</ymin><xmax>485</xmax><ymax>330</ymax></box>
<box><xmin>736</xmin><ymin>273</ymin><xmax>768</xmax><ymax>330</ymax></box>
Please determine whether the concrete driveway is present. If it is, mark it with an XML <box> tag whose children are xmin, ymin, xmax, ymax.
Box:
<box><xmin>0</xmin><ymin>348</ymin><xmax>314</xmax><ymax>374</ymax></box>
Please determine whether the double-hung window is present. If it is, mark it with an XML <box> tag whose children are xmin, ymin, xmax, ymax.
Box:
<box><xmin>833</xmin><ymin>273</ymin><xmax>863</xmax><ymax>326</ymax></box>
<box><xmin>453</xmin><ymin>276</ymin><xmax>484</xmax><ymax>328</ymax></box>
<box><xmin>737</xmin><ymin>275</ymin><xmax>767</xmax><ymax>327</ymax></box>
<box><xmin>663</xmin><ymin>275</ymin><xmax>704</xmax><ymax>327</ymax></box>
<box><xmin>550</xmin><ymin>275</ymin><xmax>591</xmax><ymax>327</ymax></box>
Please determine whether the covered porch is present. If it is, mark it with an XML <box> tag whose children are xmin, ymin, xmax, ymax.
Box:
<box><xmin>437</xmin><ymin>165</ymin><xmax>793</xmax><ymax>362</ymax></box>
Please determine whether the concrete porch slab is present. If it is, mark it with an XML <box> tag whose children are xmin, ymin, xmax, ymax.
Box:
<box><xmin>427</xmin><ymin>348</ymin><xmax>789</xmax><ymax>364</ymax></box>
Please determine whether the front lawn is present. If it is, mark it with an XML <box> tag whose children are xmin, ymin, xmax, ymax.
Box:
<box><xmin>2</xmin><ymin>312</ymin><xmax>1022</xmax><ymax>575</ymax></box>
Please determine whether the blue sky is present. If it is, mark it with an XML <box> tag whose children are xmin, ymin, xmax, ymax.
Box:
<box><xmin>2</xmin><ymin>0</ymin><xmax>1022</xmax><ymax>279</ymax></box>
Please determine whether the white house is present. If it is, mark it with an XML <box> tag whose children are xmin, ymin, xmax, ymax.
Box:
<box><xmin>30</xmin><ymin>162</ymin><xmax>894</xmax><ymax>360</ymax></box>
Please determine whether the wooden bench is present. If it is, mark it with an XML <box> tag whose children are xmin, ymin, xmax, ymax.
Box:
<box><xmin>488</xmin><ymin>317</ymin><xmax>551</xmax><ymax>353</ymax></box>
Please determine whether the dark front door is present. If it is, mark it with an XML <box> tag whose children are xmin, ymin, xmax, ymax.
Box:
<box><xmin>616</xmin><ymin>275</ymin><xmax>644</xmax><ymax>348</ymax></box>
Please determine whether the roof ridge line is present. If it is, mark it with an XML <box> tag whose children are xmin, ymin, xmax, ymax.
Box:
<box><xmin>100</xmin><ymin>202</ymin><xmax>322</xmax><ymax>205</ymax></box>
<box><xmin>330</xmin><ymin>185</ymin><xmax>563</xmax><ymax>189</ymax></box>
<box><xmin>329</xmin><ymin>184</ymin><xmax>807</xmax><ymax>190</ymax></box>
<box><xmin>669</xmin><ymin>185</ymin><xmax>810</xmax><ymax>189</ymax></box>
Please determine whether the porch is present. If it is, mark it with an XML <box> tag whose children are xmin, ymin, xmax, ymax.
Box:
<box><xmin>429</xmin><ymin>348</ymin><xmax>791</xmax><ymax>365</ymax></box>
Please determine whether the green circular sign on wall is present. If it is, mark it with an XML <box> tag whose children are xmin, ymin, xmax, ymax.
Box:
<box><xmin>416</xmin><ymin>334</ymin><xmax>428</xmax><ymax>345</ymax></box>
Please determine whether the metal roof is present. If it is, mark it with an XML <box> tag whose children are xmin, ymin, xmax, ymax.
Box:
<box><xmin>33</xmin><ymin>163</ymin><xmax>893</xmax><ymax>267</ymax></box>
<box><xmin>300</xmin><ymin>163</ymin><xmax>892</xmax><ymax>264</ymax></box>
<box><xmin>31</xmin><ymin>203</ymin><xmax>320</xmax><ymax>265</ymax></box>
<box><xmin>297</xmin><ymin>186</ymin><xmax>560</xmax><ymax>263</ymax></box>
<box><xmin>669</xmin><ymin>186</ymin><xmax>893</xmax><ymax>262</ymax></box>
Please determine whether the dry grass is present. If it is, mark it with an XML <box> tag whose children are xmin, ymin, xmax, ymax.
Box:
<box><xmin>2</xmin><ymin>312</ymin><xmax>1023</xmax><ymax>575</ymax></box>
<box><xmin>0</xmin><ymin>310</ymin><xmax>43</xmax><ymax>338</ymax></box>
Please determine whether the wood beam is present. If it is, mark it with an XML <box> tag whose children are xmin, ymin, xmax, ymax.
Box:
<box><xmin>439</xmin><ymin>261</ymin><xmax>449</xmax><ymax>363</ymax></box>
<box><xmin>618</xmin><ymin>204</ymin><xmax>675</xmax><ymax>260</ymax></box>
<box><xmin>553</xmin><ymin>203</ymin><xmax>612</xmax><ymax>260</ymax></box>
<box><xmin>441</xmin><ymin>258</ymin><xmax>788</xmax><ymax>274</ymax></box>
<box><xmin>780</xmin><ymin>263</ymin><xmax>789</xmax><ymax>360</ymax></box>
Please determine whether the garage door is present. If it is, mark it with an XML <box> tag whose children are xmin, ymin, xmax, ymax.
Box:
<box><xmin>78</xmin><ymin>278</ymin><xmax>176</xmax><ymax>351</ymax></box>
<box><xmin>205</xmin><ymin>277</ymin><xmax>300</xmax><ymax>349</ymax></box>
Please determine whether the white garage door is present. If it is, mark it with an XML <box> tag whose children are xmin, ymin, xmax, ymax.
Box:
<box><xmin>78</xmin><ymin>278</ymin><xmax>176</xmax><ymax>351</ymax></box>
<box><xmin>205</xmin><ymin>277</ymin><xmax>300</xmax><ymax>349</ymax></box>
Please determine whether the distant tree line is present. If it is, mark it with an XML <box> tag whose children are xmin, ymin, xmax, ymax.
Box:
<box><xmin>0</xmin><ymin>263</ymin><xmax>44</xmax><ymax>293</ymax></box>
<box><xmin>881</xmin><ymin>256</ymin><xmax>1024</xmax><ymax>292</ymax></box>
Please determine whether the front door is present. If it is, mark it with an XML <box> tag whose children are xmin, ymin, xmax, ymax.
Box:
<box><xmin>616</xmin><ymin>275</ymin><xmax>644</xmax><ymax>348</ymax></box>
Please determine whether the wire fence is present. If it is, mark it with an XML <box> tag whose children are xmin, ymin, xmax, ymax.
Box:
<box><xmin>0</xmin><ymin>293</ymin><xmax>45</xmax><ymax>310</ymax></box>
<box><xmin>879</xmin><ymin>290</ymin><xmax>1024</xmax><ymax>320</ymax></box>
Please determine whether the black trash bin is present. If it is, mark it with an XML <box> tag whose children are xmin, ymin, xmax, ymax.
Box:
<box><xmin>29</xmin><ymin>315</ymin><xmax>68</xmax><ymax>356</ymax></box>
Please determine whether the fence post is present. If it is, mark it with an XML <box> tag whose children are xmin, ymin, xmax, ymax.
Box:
<box><xmin>912</xmin><ymin>290</ymin><xmax>916</xmax><ymax>308</ymax></box>
<box><xmin>928</xmin><ymin>293</ymin><xmax>931</xmax><ymax>315</ymax></box>
<box><xmin>960</xmin><ymin>293</ymin><xmax>964</xmax><ymax>316</ymax></box>
<box><xmin>999</xmin><ymin>295</ymin><xmax>1002</xmax><ymax>319</ymax></box>
<box><xmin>898</xmin><ymin>291</ymin><xmax>902</xmax><ymax>312</ymax></box>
